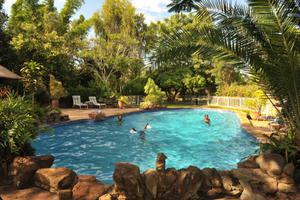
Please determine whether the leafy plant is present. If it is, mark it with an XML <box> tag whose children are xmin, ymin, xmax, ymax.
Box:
<box><xmin>0</xmin><ymin>93</ymin><xmax>39</xmax><ymax>161</ymax></box>
<box><xmin>49</xmin><ymin>74</ymin><xmax>67</xmax><ymax>100</ymax></box>
<box><xmin>20</xmin><ymin>61</ymin><xmax>46</xmax><ymax>105</ymax></box>
<box><xmin>260</xmin><ymin>132</ymin><xmax>299</xmax><ymax>164</ymax></box>
<box><xmin>144</xmin><ymin>78</ymin><xmax>165</xmax><ymax>104</ymax></box>
<box><xmin>245</xmin><ymin>90</ymin><xmax>267</xmax><ymax>113</ymax></box>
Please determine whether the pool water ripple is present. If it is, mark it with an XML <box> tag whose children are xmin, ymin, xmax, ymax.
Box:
<box><xmin>33</xmin><ymin>109</ymin><xmax>258</xmax><ymax>183</ymax></box>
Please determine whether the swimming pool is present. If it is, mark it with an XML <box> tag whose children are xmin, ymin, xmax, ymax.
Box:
<box><xmin>32</xmin><ymin>109</ymin><xmax>258</xmax><ymax>183</ymax></box>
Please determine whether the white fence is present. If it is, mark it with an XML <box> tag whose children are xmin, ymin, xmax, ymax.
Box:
<box><xmin>208</xmin><ymin>96</ymin><xmax>254</xmax><ymax>110</ymax></box>
<box><xmin>208</xmin><ymin>96</ymin><xmax>278</xmax><ymax>116</ymax></box>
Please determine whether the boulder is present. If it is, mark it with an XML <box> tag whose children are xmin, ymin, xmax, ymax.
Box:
<box><xmin>232</xmin><ymin>168</ymin><xmax>278</xmax><ymax>194</ymax></box>
<box><xmin>143</xmin><ymin>169</ymin><xmax>158</xmax><ymax>199</ymax></box>
<box><xmin>256</xmin><ymin>153</ymin><xmax>285</xmax><ymax>177</ymax></box>
<box><xmin>157</xmin><ymin>168</ymin><xmax>178</xmax><ymax>199</ymax></box>
<box><xmin>239</xmin><ymin>180</ymin><xmax>266</xmax><ymax>200</ymax></box>
<box><xmin>238</xmin><ymin>156</ymin><xmax>259</xmax><ymax>169</ymax></box>
<box><xmin>283</xmin><ymin>163</ymin><xmax>295</xmax><ymax>177</ymax></box>
<box><xmin>206</xmin><ymin>188</ymin><xmax>222</xmax><ymax>198</ymax></box>
<box><xmin>156</xmin><ymin>153</ymin><xmax>167</xmax><ymax>172</ymax></box>
<box><xmin>73</xmin><ymin>175</ymin><xmax>108</xmax><ymax>200</ymax></box>
<box><xmin>113</xmin><ymin>162</ymin><xmax>143</xmax><ymax>199</ymax></box>
<box><xmin>219</xmin><ymin>171</ymin><xmax>243</xmax><ymax>196</ymax></box>
<box><xmin>99</xmin><ymin>194</ymin><xmax>113</xmax><ymax>200</ymax></box>
<box><xmin>9</xmin><ymin>155</ymin><xmax>54</xmax><ymax>189</ymax></box>
<box><xmin>202</xmin><ymin>168</ymin><xmax>222</xmax><ymax>188</ymax></box>
<box><xmin>34</xmin><ymin>167</ymin><xmax>78</xmax><ymax>193</ymax></box>
<box><xmin>177</xmin><ymin>166</ymin><xmax>204</xmax><ymax>200</ymax></box>
<box><xmin>277</xmin><ymin>182</ymin><xmax>297</xmax><ymax>193</ymax></box>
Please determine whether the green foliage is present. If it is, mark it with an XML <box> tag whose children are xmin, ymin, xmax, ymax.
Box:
<box><xmin>217</xmin><ymin>84</ymin><xmax>261</xmax><ymax>97</ymax></box>
<box><xmin>20</xmin><ymin>61</ymin><xmax>46</xmax><ymax>104</ymax></box>
<box><xmin>260</xmin><ymin>132</ymin><xmax>299</xmax><ymax>164</ymax></box>
<box><xmin>245</xmin><ymin>90</ymin><xmax>267</xmax><ymax>113</ymax></box>
<box><xmin>183</xmin><ymin>74</ymin><xmax>206</xmax><ymax>95</ymax></box>
<box><xmin>144</xmin><ymin>78</ymin><xmax>165</xmax><ymax>104</ymax></box>
<box><xmin>122</xmin><ymin>77</ymin><xmax>147</xmax><ymax>95</ymax></box>
<box><xmin>68</xmin><ymin>84</ymin><xmax>104</xmax><ymax>102</ymax></box>
<box><xmin>49</xmin><ymin>74</ymin><xmax>67</xmax><ymax>100</ymax></box>
<box><xmin>0</xmin><ymin>94</ymin><xmax>38</xmax><ymax>159</ymax></box>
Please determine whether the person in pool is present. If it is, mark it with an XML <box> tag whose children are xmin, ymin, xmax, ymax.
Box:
<box><xmin>117</xmin><ymin>114</ymin><xmax>123</xmax><ymax>125</ymax></box>
<box><xmin>204</xmin><ymin>114</ymin><xmax>211</xmax><ymax>125</ymax></box>
<box><xmin>144</xmin><ymin>123</ymin><xmax>151</xmax><ymax>130</ymax></box>
<box><xmin>130</xmin><ymin>128</ymin><xmax>137</xmax><ymax>134</ymax></box>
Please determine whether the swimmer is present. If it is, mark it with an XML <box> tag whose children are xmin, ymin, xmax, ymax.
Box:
<box><xmin>117</xmin><ymin>114</ymin><xmax>123</xmax><ymax>125</ymax></box>
<box><xmin>140</xmin><ymin>130</ymin><xmax>145</xmax><ymax>140</ymax></box>
<box><xmin>144</xmin><ymin>123</ymin><xmax>151</xmax><ymax>129</ymax></box>
<box><xmin>130</xmin><ymin>128</ymin><xmax>137</xmax><ymax>134</ymax></box>
<box><xmin>204</xmin><ymin>114</ymin><xmax>211</xmax><ymax>125</ymax></box>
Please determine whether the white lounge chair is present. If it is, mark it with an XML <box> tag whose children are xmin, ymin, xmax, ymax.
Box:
<box><xmin>89</xmin><ymin>96</ymin><xmax>107</xmax><ymax>109</ymax></box>
<box><xmin>72</xmin><ymin>95</ymin><xmax>88</xmax><ymax>109</ymax></box>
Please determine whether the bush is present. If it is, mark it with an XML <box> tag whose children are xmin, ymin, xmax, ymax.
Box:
<box><xmin>144</xmin><ymin>78</ymin><xmax>165</xmax><ymax>104</ymax></box>
<box><xmin>0</xmin><ymin>94</ymin><xmax>39</xmax><ymax>160</ymax></box>
<box><xmin>140</xmin><ymin>78</ymin><xmax>165</xmax><ymax>109</ymax></box>
<box><xmin>216</xmin><ymin>83</ymin><xmax>260</xmax><ymax>97</ymax></box>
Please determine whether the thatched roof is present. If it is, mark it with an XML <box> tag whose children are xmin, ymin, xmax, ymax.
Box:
<box><xmin>0</xmin><ymin>65</ymin><xmax>21</xmax><ymax>79</ymax></box>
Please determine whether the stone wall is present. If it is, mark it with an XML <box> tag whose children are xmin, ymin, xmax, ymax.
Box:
<box><xmin>4</xmin><ymin>153</ymin><xmax>300</xmax><ymax>200</ymax></box>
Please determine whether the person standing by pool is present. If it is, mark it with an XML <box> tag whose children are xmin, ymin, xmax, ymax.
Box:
<box><xmin>204</xmin><ymin>114</ymin><xmax>211</xmax><ymax>125</ymax></box>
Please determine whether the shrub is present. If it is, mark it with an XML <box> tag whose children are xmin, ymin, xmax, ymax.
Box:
<box><xmin>144</xmin><ymin>78</ymin><xmax>165</xmax><ymax>104</ymax></box>
<box><xmin>140</xmin><ymin>78</ymin><xmax>165</xmax><ymax>109</ymax></box>
<box><xmin>49</xmin><ymin>75</ymin><xmax>67</xmax><ymax>100</ymax></box>
<box><xmin>245</xmin><ymin>90</ymin><xmax>267</xmax><ymax>113</ymax></box>
<box><xmin>216</xmin><ymin>83</ymin><xmax>260</xmax><ymax>97</ymax></box>
<box><xmin>0</xmin><ymin>94</ymin><xmax>39</xmax><ymax>160</ymax></box>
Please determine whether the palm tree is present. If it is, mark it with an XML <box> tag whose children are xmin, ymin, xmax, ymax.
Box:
<box><xmin>167</xmin><ymin>0</ymin><xmax>201</xmax><ymax>13</ymax></box>
<box><xmin>166</xmin><ymin>0</ymin><xmax>300</xmax><ymax>147</ymax></box>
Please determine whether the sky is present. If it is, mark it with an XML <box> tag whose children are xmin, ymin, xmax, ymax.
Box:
<box><xmin>3</xmin><ymin>0</ymin><xmax>248</xmax><ymax>24</ymax></box>
<box><xmin>3</xmin><ymin>0</ymin><xmax>173</xmax><ymax>24</ymax></box>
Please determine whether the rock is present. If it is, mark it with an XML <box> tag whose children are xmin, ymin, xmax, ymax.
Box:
<box><xmin>277</xmin><ymin>182</ymin><xmax>297</xmax><ymax>193</ymax></box>
<box><xmin>113</xmin><ymin>162</ymin><xmax>143</xmax><ymax>199</ymax></box>
<box><xmin>9</xmin><ymin>155</ymin><xmax>54</xmax><ymax>189</ymax></box>
<box><xmin>34</xmin><ymin>167</ymin><xmax>78</xmax><ymax>193</ymax></box>
<box><xmin>177</xmin><ymin>166</ymin><xmax>204</xmax><ymax>200</ymax></box>
<box><xmin>202</xmin><ymin>168</ymin><xmax>222</xmax><ymax>188</ymax></box>
<box><xmin>156</xmin><ymin>153</ymin><xmax>167</xmax><ymax>172</ymax></box>
<box><xmin>99</xmin><ymin>194</ymin><xmax>113</xmax><ymax>200</ymax></box>
<box><xmin>73</xmin><ymin>177</ymin><xmax>107</xmax><ymax>200</ymax></box>
<box><xmin>238</xmin><ymin>156</ymin><xmax>259</xmax><ymax>169</ymax></box>
<box><xmin>143</xmin><ymin>169</ymin><xmax>158</xmax><ymax>199</ymax></box>
<box><xmin>256</xmin><ymin>153</ymin><xmax>285</xmax><ymax>177</ymax></box>
<box><xmin>232</xmin><ymin>168</ymin><xmax>278</xmax><ymax>194</ymax></box>
<box><xmin>157</xmin><ymin>168</ymin><xmax>179</xmax><ymax>199</ymax></box>
<box><xmin>89</xmin><ymin>112</ymin><xmax>106</xmax><ymax>121</ymax></box>
<box><xmin>283</xmin><ymin>163</ymin><xmax>295</xmax><ymax>177</ymax></box>
<box><xmin>219</xmin><ymin>171</ymin><xmax>243</xmax><ymax>196</ymax></box>
<box><xmin>58</xmin><ymin>189</ymin><xmax>73</xmax><ymax>200</ymax></box>
<box><xmin>239</xmin><ymin>180</ymin><xmax>266</xmax><ymax>200</ymax></box>
<box><xmin>78</xmin><ymin>175</ymin><xmax>97</xmax><ymax>183</ymax></box>
<box><xmin>278</xmin><ymin>174</ymin><xmax>294</xmax><ymax>184</ymax></box>
<box><xmin>206</xmin><ymin>187</ymin><xmax>222</xmax><ymax>198</ymax></box>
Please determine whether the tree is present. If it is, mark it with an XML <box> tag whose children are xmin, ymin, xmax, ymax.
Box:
<box><xmin>168</xmin><ymin>0</ymin><xmax>300</xmax><ymax>146</ymax></box>
<box><xmin>85</xmin><ymin>0</ymin><xmax>146</xmax><ymax>94</ymax></box>
<box><xmin>20</xmin><ymin>61</ymin><xmax>46</xmax><ymax>105</ymax></box>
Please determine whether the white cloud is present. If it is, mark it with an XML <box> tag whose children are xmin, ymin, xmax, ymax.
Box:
<box><xmin>3</xmin><ymin>0</ymin><xmax>16</xmax><ymax>13</ymax></box>
<box><xmin>131</xmin><ymin>0</ymin><xmax>170</xmax><ymax>23</ymax></box>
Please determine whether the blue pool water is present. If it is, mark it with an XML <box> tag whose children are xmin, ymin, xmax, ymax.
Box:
<box><xmin>32</xmin><ymin>109</ymin><xmax>258</xmax><ymax>183</ymax></box>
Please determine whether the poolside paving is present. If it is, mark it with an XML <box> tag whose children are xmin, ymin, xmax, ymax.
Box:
<box><xmin>61</xmin><ymin>107</ymin><xmax>141</xmax><ymax>121</ymax></box>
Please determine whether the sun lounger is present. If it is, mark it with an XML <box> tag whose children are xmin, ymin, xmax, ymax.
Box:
<box><xmin>89</xmin><ymin>96</ymin><xmax>107</xmax><ymax>109</ymax></box>
<box><xmin>72</xmin><ymin>95</ymin><xmax>88</xmax><ymax>109</ymax></box>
